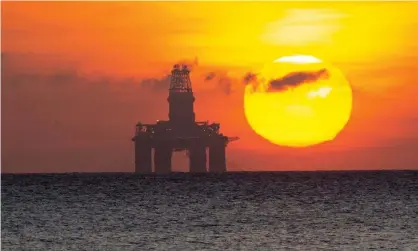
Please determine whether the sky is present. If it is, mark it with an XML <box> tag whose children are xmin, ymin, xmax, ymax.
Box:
<box><xmin>2</xmin><ymin>1</ymin><xmax>418</xmax><ymax>173</ymax></box>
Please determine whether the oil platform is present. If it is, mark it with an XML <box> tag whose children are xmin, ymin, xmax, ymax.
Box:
<box><xmin>132</xmin><ymin>64</ymin><xmax>239</xmax><ymax>174</ymax></box>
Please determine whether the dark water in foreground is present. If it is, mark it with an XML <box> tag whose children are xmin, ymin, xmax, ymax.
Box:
<box><xmin>2</xmin><ymin>171</ymin><xmax>418</xmax><ymax>251</ymax></box>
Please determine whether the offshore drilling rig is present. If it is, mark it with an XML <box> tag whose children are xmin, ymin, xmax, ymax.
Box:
<box><xmin>132</xmin><ymin>64</ymin><xmax>239</xmax><ymax>174</ymax></box>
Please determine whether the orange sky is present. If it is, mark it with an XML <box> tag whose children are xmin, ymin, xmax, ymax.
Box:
<box><xmin>2</xmin><ymin>1</ymin><xmax>418</xmax><ymax>173</ymax></box>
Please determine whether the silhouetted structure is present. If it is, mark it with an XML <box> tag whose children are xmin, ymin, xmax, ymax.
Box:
<box><xmin>132</xmin><ymin>64</ymin><xmax>239</xmax><ymax>174</ymax></box>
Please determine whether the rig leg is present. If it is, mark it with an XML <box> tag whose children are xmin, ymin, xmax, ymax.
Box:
<box><xmin>134</xmin><ymin>137</ymin><xmax>152</xmax><ymax>174</ymax></box>
<box><xmin>189</xmin><ymin>140</ymin><xmax>207</xmax><ymax>173</ymax></box>
<box><xmin>154</xmin><ymin>143</ymin><xmax>172</xmax><ymax>174</ymax></box>
<box><xmin>209</xmin><ymin>138</ymin><xmax>226</xmax><ymax>173</ymax></box>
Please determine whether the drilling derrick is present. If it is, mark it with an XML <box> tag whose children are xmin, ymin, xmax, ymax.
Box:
<box><xmin>168</xmin><ymin>64</ymin><xmax>195</xmax><ymax>126</ymax></box>
<box><xmin>132</xmin><ymin>64</ymin><xmax>239</xmax><ymax>174</ymax></box>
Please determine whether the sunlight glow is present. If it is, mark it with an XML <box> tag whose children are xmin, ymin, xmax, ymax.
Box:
<box><xmin>307</xmin><ymin>87</ymin><xmax>333</xmax><ymax>99</ymax></box>
<box><xmin>274</xmin><ymin>55</ymin><xmax>323</xmax><ymax>64</ymax></box>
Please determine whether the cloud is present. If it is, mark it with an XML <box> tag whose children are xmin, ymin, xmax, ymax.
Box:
<box><xmin>203</xmin><ymin>71</ymin><xmax>234</xmax><ymax>95</ymax></box>
<box><xmin>140</xmin><ymin>75</ymin><xmax>171</xmax><ymax>92</ymax></box>
<box><xmin>218</xmin><ymin>76</ymin><xmax>233</xmax><ymax>95</ymax></box>
<box><xmin>243</xmin><ymin>72</ymin><xmax>258</xmax><ymax>85</ymax></box>
<box><xmin>204</xmin><ymin>72</ymin><xmax>216</xmax><ymax>81</ymax></box>
<box><xmin>1</xmin><ymin>52</ymin><xmax>171</xmax><ymax>172</ymax></box>
<box><xmin>268</xmin><ymin>68</ymin><xmax>330</xmax><ymax>92</ymax></box>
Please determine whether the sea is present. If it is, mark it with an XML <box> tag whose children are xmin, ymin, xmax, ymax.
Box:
<box><xmin>1</xmin><ymin>171</ymin><xmax>418</xmax><ymax>251</ymax></box>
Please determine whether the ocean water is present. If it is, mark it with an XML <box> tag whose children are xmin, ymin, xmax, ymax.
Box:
<box><xmin>2</xmin><ymin>171</ymin><xmax>418</xmax><ymax>251</ymax></box>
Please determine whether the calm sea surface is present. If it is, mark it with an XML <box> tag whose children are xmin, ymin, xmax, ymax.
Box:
<box><xmin>2</xmin><ymin>171</ymin><xmax>418</xmax><ymax>251</ymax></box>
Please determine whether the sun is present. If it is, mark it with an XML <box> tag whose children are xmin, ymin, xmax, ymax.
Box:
<box><xmin>243</xmin><ymin>55</ymin><xmax>352</xmax><ymax>147</ymax></box>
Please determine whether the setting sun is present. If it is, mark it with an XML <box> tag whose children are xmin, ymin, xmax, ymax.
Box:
<box><xmin>244</xmin><ymin>55</ymin><xmax>352</xmax><ymax>147</ymax></box>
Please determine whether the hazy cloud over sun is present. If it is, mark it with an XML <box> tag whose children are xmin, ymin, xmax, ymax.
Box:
<box><xmin>268</xmin><ymin>68</ymin><xmax>330</xmax><ymax>92</ymax></box>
